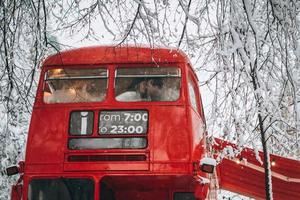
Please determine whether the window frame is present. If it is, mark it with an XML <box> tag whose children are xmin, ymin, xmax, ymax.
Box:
<box><xmin>42</xmin><ymin>67</ymin><xmax>109</xmax><ymax>104</ymax></box>
<box><xmin>187</xmin><ymin>74</ymin><xmax>201</xmax><ymax>114</ymax></box>
<box><xmin>114</xmin><ymin>66</ymin><xmax>182</xmax><ymax>102</ymax></box>
<box><xmin>67</xmin><ymin>109</ymin><xmax>149</xmax><ymax>150</ymax></box>
<box><xmin>98</xmin><ymin>110</ymin><xmax>149</xmax><ymax>136</ymax></box>
<box><xmin>68</xmin><ymin>137</ymin><xmax>148</xmax><ymax>150</ymax></box>
<box><xmin>27</xmin><ymin>177</ymin><xmax>95</xmax><ymax>200</ymax></box>
<box><xmin>69</xmin><ymin>110</ymin><xmax>95</xmax><ymax>136</ymax></box>
<box><xmin>187</xmin><ymin>70</ymin><xmax>206</xmax><ymax>124</ymax></box>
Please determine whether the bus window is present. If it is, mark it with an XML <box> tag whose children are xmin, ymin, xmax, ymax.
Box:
<box><xmin>115</xmin><ymin>67</ymin><xmax>181</xmax><ymax>102</ymax></box>
<box><xmin>43</xmin><ymin>68</ymin><xmax>107</xmax><ymax>103</ymax></box>
<box><xmin>100</xmin><ymin>181</ymin><xmax>116</xmax><ymax>200</ymax></box>
<box><xmin>69</xmin><ymin>111</ymin><xmax>94</xmax><ymax>135</ymax></box>
<box><xmin>28</xmin><ymin>178</ymin><xmax>94</xmax><ymax>200</ymax></box>
<box><xmin>188</xmin><ymin>78</ymin><xmax>199</xmax><ymax>113</ymax></box>
<box><xmin>68</xmin><ymin>137</ymin><xmax>147</xmax><ymax>150</ymax></box>
<box><xmin>174</xmin><ymin>192</ymin><xmax>196</xmax><ymax>200</ymax></box>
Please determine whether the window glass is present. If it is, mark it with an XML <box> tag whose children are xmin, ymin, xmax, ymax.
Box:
<box><xmin>68</xmin><ymin>138</ymin><xmax>147</xmax><ymax>149</ymax></box>
<box><xmin>174</xmin><ymin>192</ymin><xmax>196</xmax><ymax>200</ymax></box>
<box><xmin>100</xmin><ymin>181</ymin><xmax>116</xmax><ymax>200</ymax></box>
<box><xmin>43</xmin><ymin>68</ymin><xmax>107</xmax><ymax>103</ymax></box>
<box><xmin>115</xmin><ymin>67</ymin><xmax>181</xmax><ymax>102</ymax></box>
<box><xmin>28</xmin><ymin>178</ymin><xmax>94</xmax><ymax>200</ymax></box>
<box><xmin>188</xmin><ymin>79</ymin><xmax>199</xmax><ymax>112</ymax></box>
<box><xmin>69</xmin><ymin>111</ymin><xmax>94</xmax><ymax>135</ymax></box>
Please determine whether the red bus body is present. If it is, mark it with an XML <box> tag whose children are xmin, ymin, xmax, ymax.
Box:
<box><xmin>214</xmin><ymin>139</ymin><xmax>300</xmax><ymax>200</ymax></box>
<box><xmin>9</xmin><ymin>46</ymin><xmax>300</xmax><ymax>199</ymax></box>
<box><xmin>18</xmin><ymin>47</ymin><xmax>210</xmax><ymax>200</ymax></box>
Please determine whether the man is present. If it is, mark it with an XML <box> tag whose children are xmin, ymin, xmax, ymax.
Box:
<box><xmin>116</xmin><ymin>78</ymin><xmax>163</xmax><ymax>102</ymax></box>
<box><xmin>116</xmin><ymin>78</ymin><xmax>148</xmax><ymax>102</ymax></box>
<box><xmin>146</xmin><ymin>78</ymin><xmax>163</xmax><ymax>101</ymax></box>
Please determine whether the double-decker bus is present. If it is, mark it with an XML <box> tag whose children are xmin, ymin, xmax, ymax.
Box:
<box><xmin>7</xmin><ymin>46</ymin><xmax>216</xmax><ymax>200</ymax></box>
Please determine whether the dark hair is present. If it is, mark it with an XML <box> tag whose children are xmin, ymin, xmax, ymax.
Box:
<box><xmin>128</xmin><ymin>78</ymin><xmax>146</xmax><ymax>90</ymax></box>
<box><xmin>149</xmin><ymin>78</ymin><xmax>163</xmax><ymax>89</ymax></box>
<box><xmin>128</xmin><ymin>77</ymin><xmax>164</xmax><ymax>90</ymax></box>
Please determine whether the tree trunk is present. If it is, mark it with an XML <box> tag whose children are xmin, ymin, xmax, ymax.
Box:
<box><xmin>258</xmin><ymin>113</ymin><xmax>273</xmax><ymax>200</ymax></box>
<box><xmin>251</xmin><ymin>68</ymin><xmax>273</xmax><ymax>200</ymax></box>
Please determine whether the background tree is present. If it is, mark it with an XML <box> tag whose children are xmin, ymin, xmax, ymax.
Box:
<box><xmin>202</xmin><ymin>1</ymin><xmax>300</xmax><ymax>199</ymax></box>
<box><xmin>0</xmin><ymin>0</ymin><xmax>58</xmax><ymax>198</ymax></box>
<box><xmin>1</xmin><ymin>0</ymin><xmax>299</xmax><ymax>199</ymax></box>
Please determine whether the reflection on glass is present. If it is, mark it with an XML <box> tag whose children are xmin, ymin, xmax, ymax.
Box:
<box><xmin>28</xmin><ymin>178</ymin><xmax>94</xmax><ymax>200</ymax></box>
<box><xmin>188</xmin><ymin>80</ymin><xmax>198</xmax><ymax>111</ymax></box>
<box><xmin>115</xmin><ymin>67</ymin><xmax>181</xmax><ymax>102</ymax></box>
<box><xmin>174</xmin><ymin>192</ymin><xmax>196</xmax><ymax>200</ymax></box>
<box><xmin>44</xmin><ymin>68</ymin><xmax>107</xmax><ymax>103</ymax></box>
<box><xmin>69</xmin><ymin>111</ymin><xmax>94</xmax><ymax>135</ymax></box>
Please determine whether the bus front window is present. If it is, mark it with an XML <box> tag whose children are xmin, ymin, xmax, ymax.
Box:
<box><xmin>115</xmin><ymin>67</ymin><xmax>181</xmax><ymax>102</ymax></box>
<box><xmin>43</xmin><ymin>68</ymin><xmax>107</xmax><ymax>103</ymax></box>
<box><xmin>28</xmin><ymin>178</ymin><xmax>94</xmax><ymax>200</ymax></box>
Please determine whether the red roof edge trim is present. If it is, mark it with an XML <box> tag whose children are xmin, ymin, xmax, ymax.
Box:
<box><xmin>42</xmin><ymin>46</ymin><xmax>190</xmax><ymax>67</ymax></box>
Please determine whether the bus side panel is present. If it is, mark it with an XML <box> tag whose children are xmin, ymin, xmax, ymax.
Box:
<box><xmin>152</xmin><ymin>105</ymin><xmax>190</xmax><ymax>172</ymax></box>
<box><xmin>25</xmin><ymin>108</ymin><xmax>66</xmax><ymax>172</ymax></box>
<box><xmin>189</xmin><ymin>108</ymin><xmax>206</xmax><ymax>161</ymax></box>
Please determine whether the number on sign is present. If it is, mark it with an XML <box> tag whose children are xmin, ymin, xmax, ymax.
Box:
<box><xmin>124</xmin><ymin>113</ymin><xmax>131</xmax><ymax>121</ymax></box>
<box><xmin>136</xmin><ymin>126</ymin><xmax>143</xmax><ymax>134</ymax></box>
<box><xmin>117</xmin><ymin>125</ymin><xmax>124</xmax><ymax>133</ymax></box>
<box><xmin>134</xmin><ymin>113</ymin><xmax>142</xmax><ymax>121</ymax></box>
<box><xmin>142</xmin><ymin>113</ymin><xmax>147</xmax><ymax>122</ymax></box>
<box><xmin>111</xmin><ymin>126</ymin><xmax>118</xmax><ymax>134</ymax></box>
<box><xmin>127</xmin><ymin>126</ymin><xmax>135</xmax><ymax>134</ymax></box>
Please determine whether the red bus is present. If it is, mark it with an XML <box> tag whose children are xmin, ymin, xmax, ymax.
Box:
<box><xmin>7</xmin><ymin>46</ymin><xmax>216</xmax><ymax>200</ymax></box>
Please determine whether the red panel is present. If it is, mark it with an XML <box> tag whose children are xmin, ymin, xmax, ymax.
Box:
<box><xmin>25</xmin><ymin>108</ymin><xmax>66</xmax><ymax>166</ymax></box>
<box><xmin>152</xmin><ymin>106</ymin><xmax>190</xmax><ymax>162</ymax></box>
<box><xmin>115</xmin><ymin>190</ymin><xmax>168</xmax><ymax>200</ymax></box>
<box><xmin>43</xmin><ymin>46</ymin><xmax>189</xmax><ymax>66</ymax></box>
<box><xmin>189</xmin><ymin>108</ymin><xmax>206</xmax><ymax>161</ymax></box>
<box><xmin>214</xmin><ymin>139</ymin><xmax>300</xmax><ymax>200</ymax></box>
<box><xmin>218</xmin><ymin>159</ymin><xmax>267</xmax><ymax>199</ymax></box>
<box><xmin>152</xmin><ymin>163</ymin><xmax>191</xmax><ymax>173</ymax></box>
<box><xmin>64</xmin><ymin>162</ymin><xmax>150</xmax><ymax>171</ymax></box>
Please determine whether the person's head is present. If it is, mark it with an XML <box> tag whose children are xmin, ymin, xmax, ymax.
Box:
<box><xmin>129</xmin><ymin>77</ymin><xmax>164</xmax><ymax>100</ymax></box>
<box><xmin>129</xmin><ymin>78</ymin><xmax>148</xmax><ymax>99</ymax></box>
<box><xmin>145</xmin><ymin>78</ymin><xmax>164</xmax><ymax>101</ymax></box>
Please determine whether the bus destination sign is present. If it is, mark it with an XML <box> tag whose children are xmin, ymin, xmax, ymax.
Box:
<box><xmin>99</xmin><ymin>110</ymin><xmax>148</xmax><ymax>134</ymax></box>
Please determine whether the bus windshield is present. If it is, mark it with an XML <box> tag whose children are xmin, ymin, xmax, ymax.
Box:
<box><xmin>115</xmin><ymin>67</ymin><xmax>181</xmax><ymax>102</ymax></box>
<box><xmin>43</xmin><ymin>68</ymin><xmax>107</xmax><ymax>103</ymax></box>
<box><xmin>28</xmin><ymin>178</ymin><xmax>94</xmax><ymax>200</ymax></box>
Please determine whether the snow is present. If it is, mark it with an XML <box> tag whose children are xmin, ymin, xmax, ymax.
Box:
<box><xmin>266</xmin><ymin>151</ymin><xmax>274</xmax><ymax>200</ymax></box>
<box><xmin>196</xmin><ymin>175</ymin><xmax>210</xmax><ymax>184</ymax></box>
<box><xmin>224</xmin><ymin>146</ymin><xmax>235</xmax><ymax>158</ymax></box>
<box><xmin>1</xmin><ymin>0</ymin><xmax>300</xmax><ymax>199</ymax></box>
<box><xmin>253</xmin><ymin>144</ymin><xmax>263</xmax><ymax>165</ymax></box>
<box><xmin>200</xmin><ymin>157</ymin><xmax>217</xmax><ymax>166</ymax></box>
